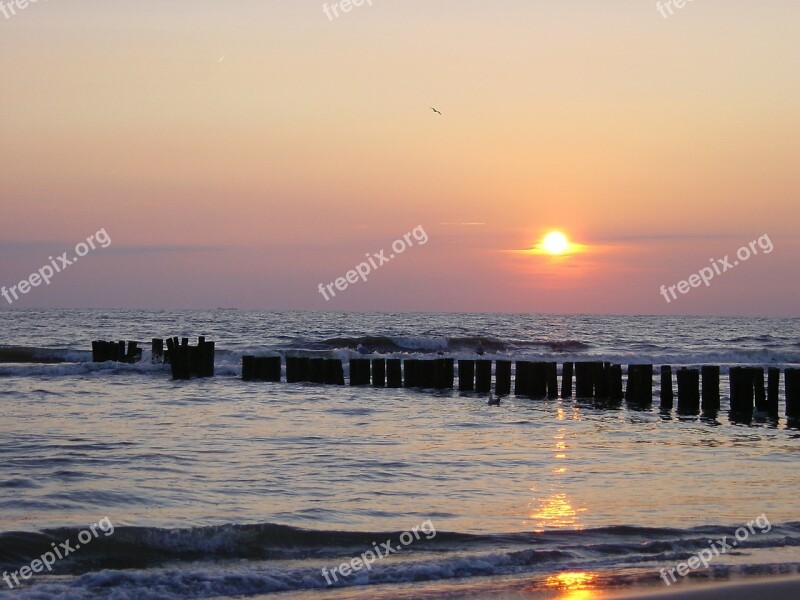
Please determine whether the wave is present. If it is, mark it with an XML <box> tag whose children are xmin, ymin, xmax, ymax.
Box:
<box><xmin>2</xmin><ymin>521</ymin><xmax>798</xmax><ymax>575</ymax></box>
<box><xmin>1</xmin><ymin>522</ymin><xmax>799</xmax><ymax>599</ymax></box>
<box><xmin>311</xmin><ymin>336</ymin><xmax>591</xmax><ymax>354</ymax></box>
<box><xmin>0</xmin><ymin>345</ymin><xmax>89</xmax><ymax>364</ymax></box>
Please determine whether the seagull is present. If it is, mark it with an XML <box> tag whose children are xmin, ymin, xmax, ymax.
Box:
<box><xmin>430</xmin><ymin>107</ymin><xmax>442</xmax><ymax>116</ymax></box>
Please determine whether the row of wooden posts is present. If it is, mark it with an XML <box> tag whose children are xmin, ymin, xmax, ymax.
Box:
<box><xmin>92</xmin><ymin>337</ymin><xmax>214</xmax><ymax>380</ymax></box>
<box><xmin>242</xmin><ymin>355</ymin><xmax>800</xmax><ymax>422</ymax></box>
<box><xmin>89</xmin><ymin>339</ymin><xmax>800</xmax><ymax>421</ymax></box>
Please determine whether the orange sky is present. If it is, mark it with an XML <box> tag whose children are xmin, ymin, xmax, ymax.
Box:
<box><xmin>1</xmin><ymin>1</ymin><xmax>798</xmax><ymax>315</ymax></box>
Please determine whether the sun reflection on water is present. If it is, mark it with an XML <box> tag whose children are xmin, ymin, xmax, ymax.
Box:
<box><xmin>544</xmin><ymin>572</ymin><xmax>600</xmax><ymax>599</ymax></box>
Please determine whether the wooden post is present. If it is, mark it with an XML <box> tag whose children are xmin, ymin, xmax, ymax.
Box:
<box><xmin>285</xmin><ymin>357</ymin><xmax>299</xmax><ymax>383</ymax></box>
<box><xmin>386</xmin><ymin>359</ymin><xmax>402</xmax><ymax>388</ymax></box>
<box><xmin>372</xmin><ymin>359</ymin><xmax>386</xmax><ymax>387</ymax></box>
<box><xmin>151</xmin><ymin>339</ymin><xmax>164</xmax><ymax>364</ymax></box>
<box><xmin>418</xmin><ymin>360</ymin><xmax>436</xmax><ymax>389</ymax></box>
<box><xmin>458</xmin><ymin>360</ymin><xmax>475</xmax><ymax>392</ymax></box>
<box><xmin>575</xmin><ymin>362</ymin><xmax>594</xmax><ymax>398</ymax></box>
<box><xmin>432</xmin><ymin>358</ymin><xmax>447</xmax><ymax>389</ymax></box>
<box><xmin>729</xmin><ymin>367</ymin><xmax>754</xmax><ymax>423</ymax></box>
<box><xmin>350</xmin><ymin>359</ymin><xmax>370</xmax><ymax>386</ymax></box>
<box><xmin>169</xmin><ymin>339</ymin><xmax>190</xmax><ymax>380</ymax></box>
<box><xmin>298</xmin><ymin>357</ymin><xmax>310</xmax><ymax>382</ymax></box>
<box><xmin>404</xmin><ymin>359</ymin><xmax>419</xmax><ymax>388</ymax></box>
<box><xmin>677</xmin><ymin>368</ymin><xmax>700</xmax><ymax>415</ymax></box>
<box><xmin>607</xmin><ymin>364</ymin><xmax>623</xmax><ymax>402</ymax></box>
<box><xmin>561</xmin><ymin>362</ymin><xmax>574</xmax><ymax>398</ymax></box>
<box><xmin>545</xmin><ymin>362</ymin><xmax>558</xmax><ymax>399</ymax></box>
<box><xmin>592</xmin><ymin>362</ymin><xmax>609</xmax><ymax>400</ymax></box>
<box><xmin>495</xmin><ymin>360</ymin><xmax>512</xmax><ymax>396</ymax></box>
<box><xmin>753</xmin><ymin>368</ymin><xmax>767</xmax><ymax>414</ymax></box>
<box><xmin>242</xmin><ymin>356</ymin><xmax>256</xmax><ymax>381</ymax></box>
<box><xmin>626</xmin><ymin>365</ymin><xmax>653</xmax><ymax>406</ymax></box>
<box><xmin>475</xmin><ymin>360</ymin><xmax>492</xmax><ymax>393</ymax></box>
<box><xmin>262</xmin><ymin>356</ymin><xmax>281</xmax><ymax>382</ymax></box>
<box><xmin>198</xmin><ymin>340</ymin><xmax>214</xmax><ymax>377</ymax></box>
<box><xmin>325</xmin><ymin>359</ymin><xmax>345</xmax><ymax>385</ymax></box>
<box><xmin>514</xmin><ymin>361</ymin><xmax>531</xmax><ymax>396</ymax></box>
<box><xmin>125</xmin><ymin>341</ymin><xmax>142</xmax><ymax>364</ymax></box>
<box><xmin>660</xmin><ymin>365</ymin><xmax>673</xmax><ymax>411</ymax></box>
<box><xmin>530</xmin><ymin>362</ymin><xmax>547</xmax><ymax>398</ymax></box>
<box><xmin>767</xmin><ymin>367</ymin><xmax>780</xmax><ymax>415</ymax></box>
<box><xmin>701</xmin><ymin>366</ymin><xmax>720</xmax><ymax>415</ymax></box>
<box><xmin>309</xmin><ymin>358</ymin><xmax>326</xmax><ymax>384</ymax></box>
<box><xmin>785</xmin><ymin>368</ymin><xmax>800</xmax><ymax>421</ymax></box>
<box><xmin>444</xmin><ymin>358</ymin><xmax>455</xmax><ymax>389</ymax></box>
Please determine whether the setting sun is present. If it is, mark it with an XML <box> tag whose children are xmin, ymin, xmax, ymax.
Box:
<box><xmin>542</xmin><ymin>231</ymin><xmax>570</xmax><ymax>255</ymax></box>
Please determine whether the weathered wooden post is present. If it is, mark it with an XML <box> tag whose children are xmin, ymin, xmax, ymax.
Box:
<box><xmin>514</xmin><ymin>361</ymin><xmax>531</xmax><ymax>396</ymax></box>
<box><xmin>350</xmin><ymin>359</ymin><xmax>371</xmax><ymax>386</ymax></box>
<box><xmin>475</xmin><ymin>360</ymin><xmax>492</xmax><ymax>393</ymax></box>
<box><xmin>785</xmin><ymin>368</ymin><xmax>800</xmax><ymax>421</ymax></box>
<box><xmin>546</xmin><ymin>362</ymin><xmax>558</xmax><ymax>399</ymax></box>
<box><xmin>197</xmin><ymin>339</ymin><xmax>214</xmax><ymax>377</ymax></box>
<box><xmin>575</xmin><ymin>362</ymin><xmax>594</xmax><ymax>398</ymax></box>
<box><xmin>298</xmin><ymin>357</ymin><xmax>311</xmax><ymax>382</ymax></box>
<box><xmin>309</xmin><ymin>358</ymin><xmax>326</xmax><ymax>384</ymax></box>
<box><xmin>677</xmin><ymin>368</ymin><xmax>700</xmax><ymax>415</ymax></box>
<box><xmin>432</xmin><ymin>358</ymin><xmax>448</xmax><ymax>389</ymax></box>
<box><xmin>626</xmin><ymin>365</ymin><xmax>653</xmax><ymax>406</ymax></box>
<box><xmin>529</xmin><ymin>362</ymin><xmax>547</xmax><ymax>398</ymax></box>
<box><xmin>592</xmin><ymin>362</ymin><xmax>609</xmax><ymax>400</ymax></box>
<box><xmin>325</xmin><ymin>359</ymin><xmax>344</xmax><ymax>385</ymax></box>
<box><xmin>404</xmin><ymin>359</ymin><xmax>419</xmax><ymax>388</ymax></box>
<box><xmin>444</xmin><ymin>358</ymin><xmax>455</xmax><ymax>389</ymax></box>
<box><xmin>168</xmin><ymin>338</ymin><xmax>191</xmax><ymax>380</ymax></box>
<box><xmin>495</xmin><ymin>360</ymin><xmax>512</xmax><ymax>396</ymax></box>
<box><xmin>607</xmin><ymin>364</ymin><xmax>623</xmax><ymax>402</ymax></box>
<box><xmin>151</xmin><ymin>338</ymin><xmax>164</xmax><ymax>364</ymax></box>
<box><xmin>458</xmin><ymin>360</ymin><xmax>475</xmax><ymax>391</ymax></box>
<box><xmin>701</xmin><ymin>366</ymin><xmax>719</xmax><ymax>415</ymax></box>
<box><xmin>242</xmin><ymin>356</ymin><xmax>256</xmax><ymax>381</ymax></box>
<box><xmin>285</xmin><ymin>357</ymin><xmax>299</xmax><ymax>383</ymax></box>
<box><xmin>418</xmin><ymin>360</ymin><xmax>436</xmax><ymax>388</ymax></box>
<box><xmin>729</xmin><ymin>367</ymin><xmax>754</xmax><ymax>423</ymax></box>
<box><xmin>386</xmin><ymin>359</ymin><xmax>402</xmax><ymax>388</ymax></box>
<box><xmin>767</xmin><ymin>367</ymin><xmax>780</xmax><ymax>415</ymax></box>
<box><xmin>660</xmin><ymin>365</ymin><xmax>673</xmax><ymax>411</ymax></box>
<box><xmin>372</xmin><ymin>359</ymin><xmax>386</xmax><ymax>387</ymax></box>
<box><xmin>561</xmin><ymin>362</ymin><xmax>573</xmax><ymax>398</ymax></box>
<box><xmin>263</xmin><ymin>356</ymin><xmax>281</xmax><ymax>382</ymax></box>
<box><xmin>753</xmin><ymin>368</ymin><xmax>767</xmax><ymax>414</ymax></box>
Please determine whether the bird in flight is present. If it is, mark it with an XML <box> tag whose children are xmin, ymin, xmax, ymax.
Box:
<box><xmin>430</xmin><ymin>107</ymin><xmax>442</xmax><ymax>116</ymax></box>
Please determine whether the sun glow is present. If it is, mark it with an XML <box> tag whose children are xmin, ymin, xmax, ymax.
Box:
<box><xmin>542</xmin><ymin>231</ymin><xmax>570</xmax><ymax>254</ymax></box>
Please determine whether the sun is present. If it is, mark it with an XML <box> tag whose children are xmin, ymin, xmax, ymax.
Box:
<box><xmin>541</xmin><ymin>231</ymin><xmax>570</xmax><ymax>255</ymax></box>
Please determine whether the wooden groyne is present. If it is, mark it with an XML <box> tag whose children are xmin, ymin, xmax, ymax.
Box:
<box><xmin>89</xmin><ymin>339</ymin><xmax>800</xmax><ymax>423</ymax></box>
<box><xmin>238</xmin><ymin>356</ymin><xmax>800</xmax><ymax>424</ymax></box>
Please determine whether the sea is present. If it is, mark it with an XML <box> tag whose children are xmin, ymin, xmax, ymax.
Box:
<box><xmin>0</xmin><ymin>310</ymin><xmax>798</xmax><ymax>599</ymax></box>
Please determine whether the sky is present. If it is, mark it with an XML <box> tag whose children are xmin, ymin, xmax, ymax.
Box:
<box><xmin>1</xmin><ymin>1</ymin><xmax>799</xmax><ymax>315</ymax></box>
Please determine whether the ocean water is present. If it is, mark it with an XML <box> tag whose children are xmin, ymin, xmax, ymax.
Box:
<box><xmin>0</xmin><ymin>310</ymin><xmax>799</xmax><ymax>599</ymax></box>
